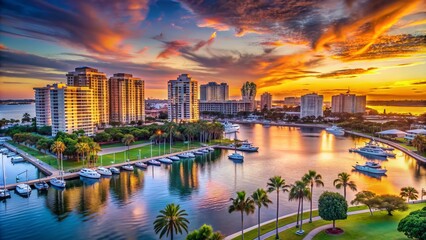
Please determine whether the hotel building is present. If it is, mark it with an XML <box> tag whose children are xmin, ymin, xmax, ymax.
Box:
<box><xmin>49</xmin><ymin>83</ymin><xmax>95</xmax><ymax>136</ymax></box>
<box><xmin>109</xmin><ymin>73</ymin><xmax>145</xmax><ymax>124</ymax></box>
<box><xmin>168</xmin><ymin>74</ymin><xmax>199</xmax><ymax>122</ymax></box>
<box><xmin>199</xmin><ymin>100</ymin><xmax>252</xmax><ymax>115</ymax></box>
<box><xmin>34</xmin><ymin>85</ymin><xmax>54</xmax><ymax>127</ymax></box>
<box><xmin>331</xmin><ymin>93</ymin><xmax>366</xmax><ymax>113</ymax></box>
<box><xmin>300</xmin><ymin>93</ymin><xmax>324</xmax><ymax>118</ymax></box>
<box><xmin>200</xmin><ymin>82</ymin><xmax>229</xmax><ymax>101</ymax></box>
<box><xmin>66</xmin><ymin>67</ymin><xmax>109</xmax><ymax>125</ymax></box>
<box><xmin>260</xmin><ymin>92</ymin><xmax>272</xmax><ymax>110</ymax></box>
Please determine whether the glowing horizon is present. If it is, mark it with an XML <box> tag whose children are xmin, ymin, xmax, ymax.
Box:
<box><xmin>0</xmin><ymin>0</ymin><xmax>425</xmax><ymax>101</ymax></box>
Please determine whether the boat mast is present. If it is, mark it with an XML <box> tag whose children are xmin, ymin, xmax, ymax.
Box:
<box><xmin>2</xmin><ymin>154</ymin><xmax>6</xmax><ymax>190</ymax></box>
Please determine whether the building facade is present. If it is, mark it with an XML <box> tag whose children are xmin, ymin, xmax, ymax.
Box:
<box><xmin>300</xmin><ymin>93</ymin><xmax>324</xmax><ymax>118</ymax></box>
<box><xmin>109</xmin><ymin>73</ymin><xmax>145</xmax><ymax>124</ymax></box>
<box><xmin>34</xmin><ymin>85</ymin><xmax>53</xmax><ymax>127</ymax></box>
<box><xmin>199</xmin><ymin>100</ymin><xmax>252</xmax><ymax>115</ymax></box>
<box><xmin>200</xmin><ymin>82</ymin><xmax>229</xmax><ymax>101</ymax></box>
<box><xmin>168</xmin><ymin>74</ymin><xmax>199</xmax><ymax>122</ymax></box>
<box><xmin>50</xmin><ymin>83</ymin><xmax>95</xmax><ymax>136</ymax></box>
<box><xmin>331</xmin><ymin>93</ymin><xmax>366</xmax><ymax>113</ymax></box>
<box><xmin>260</xmin><ymin>92</ymin><xmax>272</xmax><ymax>110</ymax></box>
<box><xmin>66</xmin><ymin>67</ymin><xmax>109</xmax><ymax>124</ymax></box>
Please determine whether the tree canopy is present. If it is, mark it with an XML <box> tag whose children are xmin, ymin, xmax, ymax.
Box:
<box><xmin>318</xmin><ymin>191</ymin><xmax>348</xmax><ymax>229</ymax></box>
<box><xmin>397</xmin><ymin>206</ymin><xmax>426</xmax><ymax>240</ymax></box>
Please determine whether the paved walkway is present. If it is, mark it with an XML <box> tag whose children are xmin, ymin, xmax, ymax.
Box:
<box><xmin>99</xmin><ymin>142</ymin><xmax>152</xmax><ymax>155</ymax></box>
<box><xmin>303</xmin><ymin>224</ymin><xmax>332</xmax><ymax>240</ymax></box>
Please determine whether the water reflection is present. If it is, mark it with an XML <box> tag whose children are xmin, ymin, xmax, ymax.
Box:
<box><xmin>169</xmin><ymin>160</ymin><xmax>199</xmax><ymax>197</ymax></box>
<box><xmin>109</xmin><ymin>170</ymin><xmax>144</xmax><ymax>204</ymax></box>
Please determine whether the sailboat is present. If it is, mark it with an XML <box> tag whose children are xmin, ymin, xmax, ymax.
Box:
<box><xmin>16</xmin><ymin>170</ymin><xmax>31</xmax><ymax>197</ymax></box>
<box><xmin>0</xmin><ymin>154</ymin><xmax>11</xmax><ymax>199</ymax></box>
<box><xmin>34</xmin><ymin>173</ymin><xmax>49</xmax><ymax>191</ymax></box>
<box><xmin>50</xmin><ymin>153</ymin><xmax>66</xmax><ymax>188</ymax></box>
<box><xmin>228</xmin><ymin>132</ymin><xmax>244</xmax><ymax>161</ymax></box>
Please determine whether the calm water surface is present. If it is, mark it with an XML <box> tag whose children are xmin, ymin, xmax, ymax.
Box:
<box><xmin>1</xmin><ymin>124</ymin><xmax>425</xmax><ymax>239</ymax></box>
<box><xmin>0</xmin><ymin>103</ymin><xmax>35</xmax><ymax>120</ymax></box>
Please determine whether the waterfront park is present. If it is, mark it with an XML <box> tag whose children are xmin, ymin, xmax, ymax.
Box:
<box><xmin>1</xmin><ymin>118</ymin><xmax>426</xmax><ymax>240</ymax></box>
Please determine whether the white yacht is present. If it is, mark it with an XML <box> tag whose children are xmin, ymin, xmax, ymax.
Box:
<box><xmin>7</xmin><ymin>151</ymin><xmax>17</xmax><ymax>157</ymax></box>
<box><xmin>194</xmin><ymin>151</ymin><xmax>204</xmax><ymax>155</ymax></box>
<box><xmin>96</xmin><ymin>167</ymin><xmax>112</xmax><ymax>176</ymax></box>
<box><xmin>366</xmin><ymin>139</ymin><xmax>394</xmax><ymax>151</ymax></box>
<box><xmin>158</xmin><ymin>158</ymin><xmax>173</xmax><ymax>164</ymax></box>
<box><xmin>147</xmin><ymin>159</ymin><xmax>161</xmax><ymax>166</ymax></box>
<box><xmin>349</xmin><ymin>145</ymin><xmax>388</xmax><ymax>158</ymax></box>
<box><xmin>201</xmin><ymin>149</ymin><xmax>210</xmax><ymax>153</ymax></box>
<box><xmin>223</xmin><ymin>121</ymin><xmax>239</xmax><ymax>134</ymax></box>
<box><xmin>325</xmin><ymin>125</ymin><xmax>345</xmax><ymax>136</ymax></box>
<box><xmin>79</xmin><ymin>168</ymin><xmax>101</xmax><ymax>179</ymax></box>
<box><xmin>362</xmin><ymin>143</ymin><xmax>396</xmax><ymax>157</ymax></box>
<box><xmin>109</xmin><ymin>167</ymin><xmax>120</xmax><ymax>174</ymax></box>
<box><xmin>50</xmin><ymin>177</ymin><xmax>66</xmax><ymax>188</ymax></box>
<box><xmin>135</xmin><ymin>162</ymin><xmax>148</xmax><ymax>168</ymax></box>
<box><xmin>237</xmin><ymin>142</ymin><xmax>259</xmax><ymax>152</ymax></box>
<box><xmin>10</xmin><ymin>156</ymin><xmax>25</xmax><ymax>163</ymax></box>
<box><xmin>16</xmin><ymin>184</ymin><xmax>31</xmax><ymax>196</ymax></box>
<box><xmin>353</xmin><ymin>162</ymin><xmax>387</xmax><ymax>174</ymax></box>
<box><xmin>168</xmin><ymin>156</ymin><xmax>180</xmax><ymax>161</ymax></box>
<box><xmin>121</xmin><ymin>164</ymin><xmax>134</xmax><ymax>171</ymax></box>
<box><xmin>34</xmin><ymin>181</ymin><xmax>49</xmax><ymax>191</ymax></box>
<box><xmin>177</xmin><ymin>152</ymin><xmax>195</xmax><ymax>158</ymax></box>
<box><xmin>207</xmin><ymin>147</ymin><xmax>215</xmax><ymax>151</ymax></box>
<box><xmin>228</xmin><ymin>152</ymin><xmax>244</xmax><ymax>161</ymax></box>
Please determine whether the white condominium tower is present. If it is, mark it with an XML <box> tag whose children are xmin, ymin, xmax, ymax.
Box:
<box><xmin>50</xmin><ymin>83</ymin><xmax>95</xmax><ymax>136</ymax></box>
<box><xmin>109</xmin><ymin>73</ymin><xmax>145</xmax><ymax>124</ymax></box>
<box><xmin>34</xmin><ymin>85</ymin><xmax>54</xmax><ymax>127</ymax></box>
<box><xmin>66</xmin><ymin>67</ymin><xmax>109</xmax><ymax>125</ymax></box>
<box><xmin>331</xmin><ymin>93</ymin><xmax>366</xmax><ymax>113</ymax></box>
<box><xmin>300</xmin><ymin>93</ymin><xmax>324</xmax><ymax>118</ymax></box>
<box><xmin>168</xmin><ymin>74</ymin><xmax>199</xmax><ymax>122</ymax></box>
<box><xmin>260</xmin><ymin>92</ymin><xmax>272</xmax><ymax>110</ymax></box>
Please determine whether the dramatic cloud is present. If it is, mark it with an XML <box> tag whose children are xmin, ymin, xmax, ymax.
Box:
<box><xmin>317</xmin><ymin>67</ymin><xmax>378</xmax><ymax>78</ymax></box>
<box><xmin>157</xmin><ymin>40</ymin><xmax>190</xmax><ymax>59</ymax></box>
<box><xmin>1</xmin><ymin>0</ymin><xmax>149</xmax><ymax>57</ymax></box>
<box><xmin>412</xmin><ymin>81</ymin><xmax>426</xmax><ymax>85</ymax></box>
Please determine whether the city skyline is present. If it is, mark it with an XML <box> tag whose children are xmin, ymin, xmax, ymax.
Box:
<box><xmin>1</xmin><ymin>0</ymin><xmax>426</xmax><ymax>100</ymax></box>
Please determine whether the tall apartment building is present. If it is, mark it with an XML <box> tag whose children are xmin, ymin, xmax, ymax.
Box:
<box><xmin>200</xmin><ymin>82</ymin><xmax>229</xmax><ymax>101</ymax></box>
<box><xmin>284</xmin><ymin>97</ymin><xmax>301</xmax><ymax>106</ymax></box>
<box><xmin>260</xmin><ymin>92</ymin><xmax>272</xmax><ymax>110</ymax></box>
<box><xmin>109</xmin><ymin>73</ymin><xmax>145</xmax><ymax>124</ymax></box>
<box><xmin>168</xmin><ymin>74</ymin><xmax>199</xmax><ymax>122</ymax></box>
<box><xmin>34</xmin><ymin>85</ymin><xmax>54</xmax><ymax>127</ymax></box>
<box><xmin>49</xmin><ymin>83</ymin><xmax>95</xmax><ymax>136</ymax></box>
<box><xmin>66</xmin><ymin>67</ymin><xmax>109</xmax><ymax>125</ymax></box>
<box><xmin>331</xmin><ymin>93</ymin><xmax>366</xmax><ymax>113</ymax></box>
<box><xmin>300</xmin><ymin>93</ymin><xmax>324</xmax><ymax>118</ymax></box>
<box><xmin>199</xmin><ymin>100</ymin><xmax>252</xmax><ymax>115</ymax></box>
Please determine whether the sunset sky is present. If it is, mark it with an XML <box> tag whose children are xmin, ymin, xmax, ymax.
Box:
<box><xmin>0</xmin><ymin>0</ymin><xmax>425</xmax><ymax>100</ymax></box>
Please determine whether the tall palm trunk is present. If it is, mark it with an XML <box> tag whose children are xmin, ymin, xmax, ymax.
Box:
<box><xmin>344</xmin><ymin>185</ymin><xmax>347</xmax><ymax>200</ymax></box>
<box><xmin>257</xmin><ymin>207</ymin><xmax>261</xmax><ymax>239</ymax></box>
<box><xmin>299</xmin><ymin>198</ymin><xmax>304</xmax><ymax>232</ymax></box>
<box><xmin>309</xmin><ymin>183</ymin><xmax>313</xmax><ymax>223</ymax></box>
<box><xmin>275</xmin><ymin>190</ymin><xmax>279</xmax><ymax>239</ymax></box>
<box><xmin>296</xmin><ymin>197</ymin><xmax>301</xmax><ymax>228</ymax></box>
<box><xmin>241</xmin><ymin>210</ymin><xmax>244</xmax><ymax>240</ymax></box>
<box><xmin>171</xmin><ymin>224</ymin><xmax>174</xmax><ymax>240</ymax></box>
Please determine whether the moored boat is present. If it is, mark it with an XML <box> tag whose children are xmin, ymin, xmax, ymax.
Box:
<box><xmin>135</xmin><ymin>162</ymin><xmax>148</xmax><ymax>169</ymax></box>
<box><xmin>109</xmin><ymin>167</ymin><xmax>120</xmax><ymax>174</ymax></box>
<box><xmin>194</xmin><ymin>151</ymin><xmax>204</xmax><ymax>155</ymax></box>
<box><xmin>34</xmin><ymin>181</ymin><xmax>49</xmax><ymax>191</ymax></box>
<box><xmin>147</xmin><ymin>159</ymin><xmax>161</xmax><ymax>166</ymax></box>
<box><xmin>237</xmin><ymin>142</ymin><xmax>259</xmax><ymax>152</ymax></box>
<box><xmin>207</xmin><ymin>147</ymin><xmax>215</xmax><ymax>151</ymax></box>
<box><xmin>50</xmin><ymin>178</ymin><xmax>66</xmax><ymax>188</ymax></box>
<box><xmin>121</xmin><ymin>165</ymin><xmax>134</xmax><ymax>171</ymax></box>
<box><xmin>96</xmin><ymin>167</ymin><xmax>112</xmax><ymax>176</ymax></box>
<box><xmin>16</xmin><ymin>184</ymin><xmax>32</xmax><ymax>196</ymax></box>
<box><xmin>228</xmin><ymin>152</ymin><xmax>244</xmax><ymax>161</ymax></box>
<box><xmin>158</xmin><ymin>158</ymin><xmax>173</xmax><ymax>164</ymax></box>
<box><xmin>349</xmin><ymin>145</ymin><xmax>388</xmax><ymax>158</ymax></box>
<box><xmin>0</xmin><ymin>155</ymin><xmax>10</xmax><ymax>199</ymax></box>
<box><xmin>10</xmin><ymin>156</ymin><xmax>25</xmax><ymax>163</ymax></box>
<box><xmin>353</xmin><ymin>162</ymin><xmax>387</xmax><ymax>174</ymax></box>
<box><xmin>168</xmin><ymin>156</ymin><xmax>180</xmax><ymax>161</ymax></box>
<box><xmin>325</xmin><ymin>125</ymin><xmax>345</xmax><ymax>136</ymax></box>
<box><xmin>79</xmin><ymin>168</ymin><xmax>101</xmax><ymax>179</ymax></box>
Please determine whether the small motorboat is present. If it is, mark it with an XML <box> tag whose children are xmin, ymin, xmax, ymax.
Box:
<box><xmin>96</xmin><ymin>167</ymin><xmax>112</xmax><ymax>176</ymax></box>
<box><xmin>135</xmin><ymin>162</ymin><xmax>148</xmax><ymax>169</ymax></box>
<box><xmin>237</xmin><ymin>142</ymin><xmax>259</xmax><ymax>152</ymax></box>
<box><xmin>325</xmin><ymin>125</ymin><xmax>345</xmax><ymax>136</ymax></box>
<box><xmin>194</xmin><ymin>151</ymin><xmax>204</xmax><ymax>156</ymax></box>
<box><xmin>177</xmin><ymin>152</ymin><xmax>195</xmax><ymax>158</ymax></box>
<box><xmin>0</xmin><ymin>189</ymin><xmax>11</xmax><ymax>199</ymax></box>
<box><xmin>109</xmin><ymin>167</ymin><xmax>120</xmax><ymax>174</ymax></box>
<box><xmin>207</xmin><ymin>147</ymin><xmax>215</xmax><ymax>151</ymax></box>
<box><xmin>15</xmin><ymin>184</ymin><xmax>31</xmax><ymax>196</ymax></box>
<box><xmin>201</xmin><ymin>149</ymin><xmax>209</xmax><ymax>153</ymax></box>
<box><xmin>168</xmin><ymin>156</ymin><xmax>180</xmax><ymax>161</ymax></box>
<box><xmin>147</xmin><ymin>159</ymin><xmax>161</xmax><ymax>166</ymax></box>
<box><xmin>10</xmin><ymin>156</ymin><xmax>25</xmax><ymax>163</ymax></box>
<box><xmin>158</xmin><ymin>158</ymin><xmax>173</xmax><ymax>164</ymax></box>
<box><xmin>228</xmin><ymin>152</ymin><xmax>244</xmax><ymax>161</ymax></box>
<box><xmin>7</xmin><ymin>151</ymin><xmax>17</xmax><ymax>157</ymax></box>
<box><xmin>34</xmin><ymin>181</ymin><xmax>49</xmax><ymax>191</ymax></box>
<box><xmin>0</xmin><ymin>148</ymin><xmax>8</xmax><ymax>153</ymax></box>
<box><xmin>187</xmin><ymin>152</ymin><xmax>195</xmax><ymax>158</ymax></box>
<box><xmin>353</xmin><ymin>162</ymin><xmax>387</xmax><ymax>174</ymax></box>
<box><xmin>79</xmin><ymin>168</ymin><xmax>101</xmax><ymax>179</ymax></box>
<box><xmin>121</xmin><ymin>165</ymin><xmax>134</xmax><ymax>171</ymax></box>
<box><xmin>50</xmin><ymin>178</ymin><xmax>66</xmax><ymax>188</ymax></box>
<box><xmin>349</xmin><ymin>146</ymin><xmax>388</xmax><ymax>158</ymax></box>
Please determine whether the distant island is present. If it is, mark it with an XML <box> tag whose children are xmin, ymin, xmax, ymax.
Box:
<box><xmin>0</xmin><ymin>99</ymin><xmax>35</xmax><ymax>105</ymax></box>
<box><xmin>367</xmin><ymin>100</ymin><xmax>426</xmax><ymax>107</ymax></box>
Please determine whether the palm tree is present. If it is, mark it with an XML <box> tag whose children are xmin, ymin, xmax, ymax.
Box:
<box><xmin>400</xmin><ymin>186</ymin><xmax>419</xmax><ymax>203</ymax></box>
<box><xmin>302</xmin><ymin>170</ymin><xmax>324</xmax><ymax>222</ymax></box>
<box><xmin>122</xmin><ymin>134</ymin><xmax>135</xmax><ymax>160</ymax></box>
<box><xmin>267</xmin><ymin>176</ymin><xmax>290</xmax><ymax>239</ymax></box>
<box><xmin>50</xmin><ymin>141</ymin><xmax>66</xmax><ymax>169</ymax></box>
<box><xmin>76</xmin><ymin>142</ymin><xmax>90</xmax><ymax>167</ymax></box>
<box><xmin>89</xmin><ymin>142</ymin><xmax>101</xmax><ymax>167</ymax></box>
<box><xmin>252</xmin><ymin>188</ymin><xmax>272</xmax><ymax>240</ymax></box>
<box><xmin>333</xmin><ymin>172</ymin><xmax>357</xmax><ymax>200</ymax></box>
<box><xmin>289</xmin><ymin>180</ymin><xmax>311</xmax><ymax>234</ymax></box>
<box><xmin>154</xmin><ymin>203</ymin><xmax>189</xmax><ymax>240</ymax></box>
<box><xmin>228</xmin><ymin>191</ymin><xmax>255</xmax><ymax>240</ymax></box>
<box><xmin>75</xmin><ymin>142</ymin><xmax>84</xmax><ymax>162</ymax></box>
<box><xmin>412</xmin><ymin>135</ymin><xmax>426</xmax><ymax>153</ymax></box>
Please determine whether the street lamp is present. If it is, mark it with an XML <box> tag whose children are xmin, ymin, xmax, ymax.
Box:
<box><xmin>139</xmin><ymin>149</ymin><xmax>141</xmax><ymax>159</ymax></box>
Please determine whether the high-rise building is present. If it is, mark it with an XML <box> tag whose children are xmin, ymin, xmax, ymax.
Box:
<box><xmin>109</xmin><ymin>73</ymin><xmax>145</xmax><ymax>124</ymax></box>
<box><xmin>260</xmin><ymin>92</ymin><xmax>272</xmax><ymax>110</ymax></box>
<box><xmin>34</xmin><ymin>85</ymin><xmax>54</xmax><ymax>127</ymax></box>
<box><xmin>168</xmin><ymin>74</ymin><xmax>199</xmax><ymax>122</ymax></box>
<box><xmin>300</xmin><ymin>93</ymin><xmax>324</xmax><ymax>118</ymax></box>
<box><xmin>50</xmin><ymin>83</ymin><xmax>95</xmax><ymax>136</ymax></box>
<box><xmin>284</xmin><ymin>97</ymin><xmax>301</xmax><ymax>106</ymax></box>
<box><xmin>200</xmin><ymin>82</ymin><xmax>229</xmax><ymax>101</ymax></box>
<box><xmin>199</xmin><ymin>100</ymin><xmax>252</xmax><ymax>115</ymax></box>
<box><xmin>331</xmin><ymin>93</ymin><xmax>366</xmax><ymax>113</ymax></box>
<box><xmin>66</xmin><ymin>67</ymin><xmax>109</xmax><ymax>125</ymax></box>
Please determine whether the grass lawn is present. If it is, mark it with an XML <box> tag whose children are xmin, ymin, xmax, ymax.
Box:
<box><xmin>100</xmin><ymin>140</ymin><xmax>148</xmax><ymax>149</ymax></box>
<box><xmin>232</xmin><ymin>206</ymin><xmax>367</xmax><ymax>240</ymax></box>
<box><xmin>312</xmin><ymin>203</ymin><xmax>426</xmax><ymax>240</ymax></box>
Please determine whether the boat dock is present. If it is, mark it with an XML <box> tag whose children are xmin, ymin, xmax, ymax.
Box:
<box><xmin>2</xmin><ymin>144</ymin><xmax>218</xmax><ymax>190</ymax></box>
